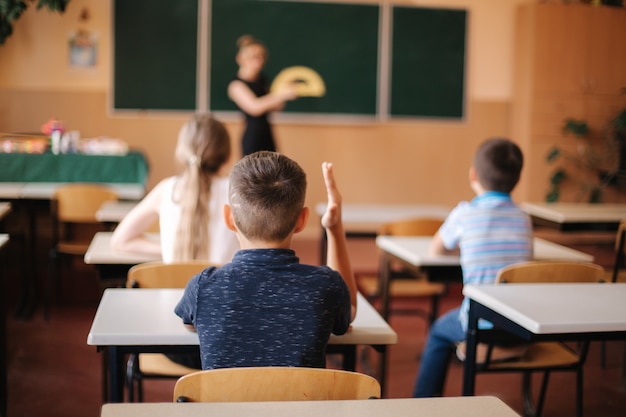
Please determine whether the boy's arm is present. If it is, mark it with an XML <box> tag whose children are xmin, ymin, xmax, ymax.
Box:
<box><xmin>321</xmin><ymin>162</ymin><xmax>357</xmax><ymax>321</ymax></box>
<box><xmin>429</xmin><ymin>230</ymin><xmax>460</xmax><ymax>256</ymax></box>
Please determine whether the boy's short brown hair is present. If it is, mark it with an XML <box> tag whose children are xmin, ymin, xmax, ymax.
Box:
<box><xmin>229</xmin><ymin>151</ymin><xmax>307</xmax><ymax>242</ymax></box>
<box><xmin>473</xmin><ymin>138</ymin><xmax>523</xmax><ymax>193</ymax></box>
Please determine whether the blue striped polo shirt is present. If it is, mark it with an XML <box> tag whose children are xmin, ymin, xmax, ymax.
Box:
<box><xmin>438</xmin><ymin>191</ymin><xmax>533</xmax><ymax>330</ymax></box>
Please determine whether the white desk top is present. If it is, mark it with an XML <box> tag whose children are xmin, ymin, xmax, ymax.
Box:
<box><xmin>95</xmin><ymin>201</ymin><xmax>138</xmax><ymax>222</ymax></box>
<box><xmin>0</xmin><ymin>182</ymin><xmax>144</xmax><ymax>200</ymax></box>
<box><xmin>0</xmin><ymin>234</ymin><xmax>8</xmax><ymax>250</ymax></box>
<box><xmin>521</xmin><ymin>202</ymin><xmax>626</xmax><ymax>223</ymax></box>
<box><xmin>0</xmin><ymin>182</ymin><xmax>25</xmax><ymax>199</ymax></box>
<box><xmin>463</xmin><ymin>283</ymin><xmax>626</xmax><ymax>335</ymax></box>
<box><xmin>101</xmin><ymin>396</ymin><xmax>519</xmax><ymax>417</ymax></box>
<box><xmin>84</xmin><ymin>232</ymin><xmax>161</xmax><ymax>265</ymax></box>
<box><xmin>315</xmin><ymin>203</ymin><xmax>450</xmax><ymax>233</ymax></box>
<box><xmin>87</xmin><ymin>289</ymin><xmax>397</xmax><ymax>347</ymax></box>
<box><xmin>0</xmin><ymin>202</ymin><xmax>10</xmax><ymax>221</ymax></box>
<box><xmin>20</xmin><ymin>182</ymin><xmax>145</xmax><ymax>200</ymax></box>
<box><xmin>375</xmin><ymin>236</ymin><xmax>594</xmax><ymax>267</ymax></box>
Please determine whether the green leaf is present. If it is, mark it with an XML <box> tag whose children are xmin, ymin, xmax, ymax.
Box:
<box><xmin>546</xmin><ymin>147</ymin><xmax>560</xmax><ymax>162</ymax></box>
<box><xmin>546</xmin><ymin>187</ymin><xmax>559</xmax><ymax>202</ymax></box>
<box><xmin>589</xmin><ymin>187</ymin><xmax>602</xmax><ymax>203</ymax></box>
<box><xmin>550</xmin><ymin>169</ymin><xmax>566</xmax><ymax>185</ymax></box>
<box><xmin>562</xmin><ymin>118</ymin><xmax>589</xmax><ymax>137</ymax></box>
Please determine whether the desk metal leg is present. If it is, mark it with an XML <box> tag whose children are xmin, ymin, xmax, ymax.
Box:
<box><xmin>108</xmin><ymin>347</ymin><xmax>125</xmax><ymax>402</ymax></box>
<box><xmin>373</xmin><ymin>345</ymin><xmax>388</xmax><ymax>398</ymax></box>
<box><xmin>462</xmin><ymin>300</ymin><xmax>479</xmax><ymax>396</ymax></box>
<box><xmin>622</xmin><ymin>341</ymin><xmax>626</xmax><ymax>390</ymax></box>
<box><xmin>101</xmin><ymin>350</ymin><xmax>109</xmax><ymax>404</ymax></box>
<box><xmin>1</xmin><ymin>244</ymin><xmax>7</xmax><ymax>417</ymax></box>
<box><xmin>379</xmin><ymin>253</ymin><xmax>392</xmax><ymax>320</ymax></box>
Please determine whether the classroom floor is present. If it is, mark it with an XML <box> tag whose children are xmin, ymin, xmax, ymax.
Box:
<box><xmin>3</xmin><ymin>233</ymin><xmax>626</xmax><ymax>417</ymax></box>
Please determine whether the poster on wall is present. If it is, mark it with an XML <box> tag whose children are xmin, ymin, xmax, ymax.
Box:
<box><xmin>68</xmin><ymin>29</ymin><xmax>97</xmax><ymax>68</ymax></box>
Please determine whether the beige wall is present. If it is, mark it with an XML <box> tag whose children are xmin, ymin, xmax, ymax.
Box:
<box><xmin>7</xmin><ymin>0</ymin><xmax>618</xmax><ymax>237</ymax></box>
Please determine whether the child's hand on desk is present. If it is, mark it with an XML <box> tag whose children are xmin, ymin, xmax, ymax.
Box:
<box><xmin>183</xmin><ymin>324</ymin><xmax>197</xmax><ymax>333</ymax></box>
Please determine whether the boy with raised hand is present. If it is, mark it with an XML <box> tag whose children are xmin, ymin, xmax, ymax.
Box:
<box><xmin>175</xmin><ymin>151</ymin><xmax>357</xmax><ymax>369</ymax></box>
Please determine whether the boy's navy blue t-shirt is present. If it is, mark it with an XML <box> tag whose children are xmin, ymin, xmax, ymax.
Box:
<box><xmin>174</xmin><ymin>248</ymin><xmax>351</xmax><ymax>369</ymax></box>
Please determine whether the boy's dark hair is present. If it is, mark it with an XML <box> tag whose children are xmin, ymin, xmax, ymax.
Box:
<box><xmin>229</xmin><ymin>151</ymin><xmax>307</xmax><ymax>242</ymax></box>
<box><xmin>473</xmin><ymin>138</ymin><xmax>523</xmax><ymax>193</ymax></box>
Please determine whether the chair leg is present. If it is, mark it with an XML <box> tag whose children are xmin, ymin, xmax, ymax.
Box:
<box><xmin>576</xmin><ymin>367</ymin><xmax>583</xmax><ymax>417</ymax></box>
<box><xmin>126</xmin><ymin>354</ymin><xmax>135</xmax><ymax>402</ymax></box>
<box><xmin>45</xmin><ymin>249</ymin><xmax>58</xmax><ymax>321</ymax></box>
<box><xmin>600</xmin><ymin>340</ymin><xmax>606</xmax><ymax>369</ymax></box>
<box><xmin>126</xmin><ymin>353</ymin><xmax>144</xmax><ymax>402</ymax></box>
<box><xmin>429</xmin><ymin>295</ymin><xmax>441</xmax><ymax>326</ymax></box>
<box><xmin>522</xmin><ymin>371</ymin><xmax>550</xmax><ymax>417</ymax></box>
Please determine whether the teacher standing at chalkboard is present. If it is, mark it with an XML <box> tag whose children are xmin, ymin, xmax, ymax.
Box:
<box><xmin>228</xmin><ymin>35</ymin><xmax>297</xmax><ymax>157</ymax></box>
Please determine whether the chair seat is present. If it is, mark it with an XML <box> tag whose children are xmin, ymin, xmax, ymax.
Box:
<box><xmin>456</xmin><ymin>341</ymin><xmax>529</xmax><ymax>364</ymax></box>
<box><xmin>138</xmin><ymin>353</ymin><xmax>199</xmax><ymax>377</ymax></box>
<box><xmin>604</xmin><ymin>269</ymin><xmax>626</xmax><ymax>283</ymax></box>
<box><xmin>457</xmin><ymin>341</ymin><xmax>580</xmax><ymax>370</ymax></box>
<box><xmin>358</xmin><ymin>275</ymin><xmax>445</xmax><ymax>298</ymax></box>
<box><xmin>56</xmin><ymin>241</ymin><xmax>91</xmax><ymax>255</ymax></box>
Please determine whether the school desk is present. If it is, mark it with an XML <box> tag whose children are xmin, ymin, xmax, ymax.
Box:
<box><xmin>84</xmin><ymin>232</ymin><xmax>160</xmax><ymax>284</ymax></box>
<box><xmin>0</xmin><ymin>233</ymin><xmax>9</xmax><ymax>417</ymax></box>
<box><xmin>0</xmin><ymin>203</ymin><xmax>10</xmax><ymax>221</ymax></box>
<box><xmin>0</xmin><ymin>181</ymin><xmax>145</xmax><ymax>319</ymax></box>
<box><xmin>374</xmin><ymin>236</ymin><xmax>594</xmax><ymax>321</ymax></box>
<box><xmin>521</xmin><ymin>202</ymin><xmax>626</xmax><ymax>232</ymax></box>
<box><xmin>95</xmin><ymin>201</ymin><xmax>137</xmax><ymax>224</ymax></box>
<box><xmin>100</xmin><ymin>396</ymin><xmax>520</xmax><ymax>417</ymax></box>
<box><xmin>87</xmin><ymin>289</ymin><xmax>397</xmax><ymax>402</ymax></box>
<box><xmin>315</xmin><ymin>203</ymin><xmax>450</xmax><ymax>264</ymax></box>
<box><xmin>462</xmin><ymin>283</ymin><xmax>626</xmax><ymax>400</ymax></box>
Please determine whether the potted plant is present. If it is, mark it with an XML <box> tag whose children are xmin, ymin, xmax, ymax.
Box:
<box><xmin>546</xmin><ymin>100</ymin><xmax>626</xmax><ymax>203</ymax></box>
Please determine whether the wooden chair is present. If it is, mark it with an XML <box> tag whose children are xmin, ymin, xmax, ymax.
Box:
<box><xmin>609</xmin><ymin>219</ymin><xmax>626</xmax><ymax>284</ymax></box>
<box><xmin>125</xmin><ymin>260</ymin><xmax>212</xmax><ymax>402</ymax></box>
<box><xmin>600</xmin><ymin>219</ymin><xmax>626</xmax><ymax>368</ymax></box>
<box><xmin>173</xmin><ymin>367</ymin><xmax>381</xmax><ymax>402</ymax></box>
<box><xmin>458</xmin><ymin>261</ymin><xmax>606</xmax><ymax>417</ymax></box>
<box><xmin>358</xmin><ymin>218</ymin><xmax>447</xmax><ymax>324</ymax></box>
<box><xmin>46</xmin><ymin>183</ymin><xmax>118</xmax><ymax>320</ymax></box>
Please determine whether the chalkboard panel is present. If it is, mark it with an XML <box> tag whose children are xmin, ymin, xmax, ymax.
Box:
<box><xmin>390</xmin><ymin>6</ymin><xmax>467</xmax><ymax>118</ymax></box>
<box><xmin>113</xmin><ymin>0</ymin><xmax>198</xmax><ymax>110</ymax></box>
<box><xmin>209</xmin><ymin>0</ymin><xmax>380</xmax><ymax>115</ymax></box>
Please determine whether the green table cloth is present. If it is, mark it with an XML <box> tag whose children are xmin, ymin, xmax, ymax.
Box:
<box><xmin>0</xmin><ymin>151</ymin><xmax>148</xmax><ymax>184</ymax></box>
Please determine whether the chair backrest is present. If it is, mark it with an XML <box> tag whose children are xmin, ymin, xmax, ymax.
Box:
<box><xmin>126</xmin><ymin>261</ymin><xmax>212</xmax><ymax>288</ymax></box>
<box><xmin>53</xmin><ymin>183</ymin><xmax>118</xmax><ymax>223</ymax></box>
<box><xmin>496</xmin><ymin>261</ymin><xmax>606</xmax><ymax>284</ymax></box>
<box><xmin>611</xmin><ymin>219</ymin><xmax>626</xmax><ymax>283</ymax></box>
<box><xmin>173</xmin><ymin>367</ymin><xmax>381</xmax><ymax>402</ymax></box>
<box><xmin>378</xmin><ymin>217</ymin><xmax>443</xmax><ymax>236</ymax></box>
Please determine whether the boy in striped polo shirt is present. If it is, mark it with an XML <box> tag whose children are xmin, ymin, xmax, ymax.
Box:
<box><xmin>413</xmin><ymin>137</ymin><xmax>533</xmax><ymax>397</ymax></box>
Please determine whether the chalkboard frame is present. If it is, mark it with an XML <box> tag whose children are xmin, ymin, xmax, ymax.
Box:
<box><xmin>111</xmin><ymin>1</ymin><xmax>468</xmax><ymax>121</ymax></box>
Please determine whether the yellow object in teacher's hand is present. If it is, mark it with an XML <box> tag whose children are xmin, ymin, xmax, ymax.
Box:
<box><xmin>270</xmin><ymin>66</ymin><xmax>326</xmax><ymax>97</ymax></box>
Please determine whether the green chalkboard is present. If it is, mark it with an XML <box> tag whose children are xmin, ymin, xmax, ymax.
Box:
<box><xmin>113</xmin><ymin>0</ymin><xmax>198</xmax><ymax>110</ymax></box>
<box><xmin>111</xmin><ymin>1</ymin><xmax>466</xmax><ymax>118</ymax></box>
<box><xmin>390</xmin><ymin>6</ymin><xmax>467</xmax><ymax>119</ymax></box>
<box><xmin>209</xmin><ymin>0</ymin><xmax>380</xmax><ymax>115</ymax></box>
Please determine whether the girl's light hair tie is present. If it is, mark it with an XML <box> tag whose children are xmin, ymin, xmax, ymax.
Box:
<box><xmin>188</xmin><ymin>155</ymin><xmax>200</xmax><ymax>167</ymax></box>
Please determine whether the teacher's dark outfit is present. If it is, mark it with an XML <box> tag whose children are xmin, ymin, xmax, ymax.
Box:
<box><xmin>233</xmin><ymin>75</ymin><xmax>276</xmax><ymax>156</ymax></box>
